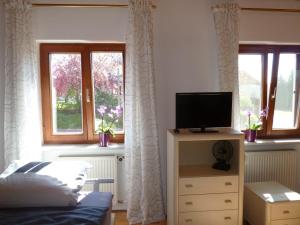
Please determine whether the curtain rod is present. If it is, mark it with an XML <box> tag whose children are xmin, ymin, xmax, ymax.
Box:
<box><xmin>241</xmin><ymin>7</ymin><xmax>300</xmax><ymax>13</ymax></box>
<box><xmin>32</xmin><ymin>3</ymin><xmax>157</xmax><ymax>9</ymax></box>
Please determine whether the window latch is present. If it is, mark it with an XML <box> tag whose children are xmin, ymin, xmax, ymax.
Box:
<box><xmin>86</xmin><ymin>89</ymin><xmax>91</xmax><ymax>103</ymax></box>
<box><xmin>271</xmin><ymin>87</ymin><xmax>277</xmax><ymax>99</ymax></box>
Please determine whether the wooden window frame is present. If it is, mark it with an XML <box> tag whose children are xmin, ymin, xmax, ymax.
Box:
<box><xmin>239</xmin><ymin>44</ymin><xmax>300</xmax><ymax>138</ymax></box>
<box><xmin>40</xmin><ymin>43</ymin><xmax>125</xmax><ymax>144</ymax></box>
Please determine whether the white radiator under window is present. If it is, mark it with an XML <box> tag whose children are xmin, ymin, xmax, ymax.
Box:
<box><xmin>58</xmin><ymin>155</ymin><xmax>117</xmax><ymax>200</ymax></box>
<box><xmin>245</xmin><ymin>150</ymin><xmax>297</xmax><ymax>190</ymax></box>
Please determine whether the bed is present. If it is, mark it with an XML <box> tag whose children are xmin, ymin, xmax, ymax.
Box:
<box><xmin>0</xmin><ymin>161</ymin><xmax>114</xmax><ymax>225</ymax></box>
<box><xmin>0</xmin><ymin>191</ymin><xmax>113</xmax><ymax>225</ymax></box>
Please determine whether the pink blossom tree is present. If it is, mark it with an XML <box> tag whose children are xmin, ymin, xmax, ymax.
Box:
<box><xmin>52</xmin><ymin>55</ymin><xmax>81</xmax><ymax>104</ymax></box>
<box><xmin>51</xmin><ymin>53</ymin><xmax>124</xmax><ymax>131</ymax></box>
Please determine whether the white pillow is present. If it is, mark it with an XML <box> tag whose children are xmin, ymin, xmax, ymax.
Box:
<box><xmin>0</xmin><ymin>173</ymin><xmax>78</xmax><ymax>208</ymax></box>
<box><xmin>0</xmin><ymin>160</ymin><xmax>92</xmax><ymax>192</ymax></box>
<box><xmin>37</xmin><ymin>161</ymin><xmax>91</xmax><ymax>192</ymax></box>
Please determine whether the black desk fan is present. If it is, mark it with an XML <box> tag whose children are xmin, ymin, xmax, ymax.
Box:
<box><xmin>212</xmin><ymin>141</ymin><xmax>233</xmax><ymax>171</ymax></box>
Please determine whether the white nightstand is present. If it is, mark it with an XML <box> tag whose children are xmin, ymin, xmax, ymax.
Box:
<box><xmin>244</xmin><ymin>181</ymin><xmax>300</xmax><ymax>225</ymax></box>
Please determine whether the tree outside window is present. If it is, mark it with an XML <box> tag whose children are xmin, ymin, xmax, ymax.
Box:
<box><xmin>40</xmin><ymin>43</ymin><xmax>125</xmax><ymax>144</ymax></box>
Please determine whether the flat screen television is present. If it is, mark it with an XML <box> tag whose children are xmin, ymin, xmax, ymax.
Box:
<box><xmin>176</xmin><ymin>92</ymin><xmax>232</xmax><ymax>132</ymax></box>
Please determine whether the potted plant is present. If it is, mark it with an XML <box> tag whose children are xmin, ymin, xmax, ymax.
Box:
<box><xmin>244</xmin><ymin>108</ymin><xmax>267</xmax><ymax>142</ymax></box>
<box><xmin>96</xmin><ymin>105</ymin><xmax>123</xmax><ymax>147</ymax></box>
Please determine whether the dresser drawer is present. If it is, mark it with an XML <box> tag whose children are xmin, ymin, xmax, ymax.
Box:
<box><xmin>271</xmin><ymin>202</ymin><xmax>300</xmax><ymax>220</ymax></box>
<box><xmin>271</xmin><ymin>218</ymin><xmax>300</xmax><ymax>225</ymax></box>
<box><xmin>179</xmin><ymin>193</ymin><xmax>238</xmax><ymax>212</ymax></box>
<box><xmin>179</xmin><ymin>176</ymin><xmax>238</xmax><ymax>195</ymax></box>
<box><xmin>179</xmin><ymin>210</ymin><xmax>238</xmax><ymax>225</ymax></box>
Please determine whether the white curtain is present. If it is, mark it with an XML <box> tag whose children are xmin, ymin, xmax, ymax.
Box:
<box><xmin>213</xmin><ymin>2</ymin><xmax>240</xmax><ymax>130</ymax></box>
<box><xmin>125</xmin><ymin>0</ymin><xmax>165</xmax><ymax>224</ymax></box>
<box><xmin>3</xmin><ymin>0</ymin><xmax>41</xmax><ymax>167</ymax></box>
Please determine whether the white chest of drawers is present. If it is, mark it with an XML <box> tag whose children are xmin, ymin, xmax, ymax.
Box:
<box><xmin>178</xmin><ymin>175</ymin><xmax>240</xmax><ymax>225</ymax></box>
<box><xmin>244</xmin><ymin>181</ymin><xmax>300</xmax><ymax>225</ymax></box>
<box><xmin>167</xmin><ymin>129</ymin><xmax>244</xmax><ymax>225</ymax></box>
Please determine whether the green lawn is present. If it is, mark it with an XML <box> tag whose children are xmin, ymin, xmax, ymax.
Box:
<box><xmin>57</xmin><ymin>110</ymin><xmax>82</xmax><ymax>131</ymax></box>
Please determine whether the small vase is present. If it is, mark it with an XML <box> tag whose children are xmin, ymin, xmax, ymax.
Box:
<box><xmin>99</xmin><ymin>133</ymin><xmax>110</xmax><ymax>147</ymax></box>
<box><xmin>245</xmin><ymin>129</ymin><xmax>257</xmax><ymax>142</ymax></box>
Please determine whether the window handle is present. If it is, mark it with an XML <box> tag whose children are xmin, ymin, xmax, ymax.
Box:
<box><xmin>272</xmin><ymin>87</ymin><xmax>277</xmax><ymax>99</ymax></box>
<box><xmin>86</xmin><ymin>89</ymin><xmax>91</xmax><ymax>103</ymax></box>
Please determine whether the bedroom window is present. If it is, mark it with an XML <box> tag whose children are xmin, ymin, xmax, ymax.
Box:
<box><xmin>239</xmin><ymin>45</ymin><xmax>300</xmax><ymax>138</ymax></box>
<box><xmin>40</xmin><ymin>43</ymin><xmax>125</xmax><ymax>144</ymax></box>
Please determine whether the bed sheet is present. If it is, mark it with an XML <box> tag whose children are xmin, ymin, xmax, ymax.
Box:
<box><xmin>0</xmin><ymin>192</ymin><xmax>112</xmax><ymax>225</ymax></box>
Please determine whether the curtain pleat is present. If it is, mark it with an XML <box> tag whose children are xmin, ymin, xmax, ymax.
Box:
<box><xmin>3</xmin><ymin>0</ymin><xmax>41</xmax><ymax>167</ymax></box>
<box><xmin>213</xmin><ymin>2</ymin><xmax>240</xmax><ymax>130</ymax></box>
<box><xmin>125</xmin><ymin>0</ymin><xmax>165</xmax><ymax>224</ymax></box>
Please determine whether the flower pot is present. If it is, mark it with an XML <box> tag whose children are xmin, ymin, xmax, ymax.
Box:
<box><xmin>99</xmin><ymin>133</ymin><xmax>110</xmax><ymax>147</ymax></box>
<box><xmin>245</xmin><ymin>129</ymin><xmax>257</xmax><ymax>142</ymax></box>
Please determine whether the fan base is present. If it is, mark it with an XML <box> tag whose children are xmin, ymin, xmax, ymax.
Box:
<box><xmin>212</xmin><ymin>162</ymin><xmax>231</xmax><ymax>171</ymax></box>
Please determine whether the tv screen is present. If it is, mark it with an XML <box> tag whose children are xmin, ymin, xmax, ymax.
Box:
<box><xmin>176</xmin><ymin>92</ymin><xmax>232</xmax><ymax>131</ymax></box>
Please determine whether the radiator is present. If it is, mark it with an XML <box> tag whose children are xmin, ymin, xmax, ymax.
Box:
<box><xmin>245</xmin><ymin>150</ymin><xmax>297</xmax><ymax>190</ymax></box>
<box><xmin>58</xmin><ymin>156</ymin><xmax>117</xmax><ymax>198</ymax></box>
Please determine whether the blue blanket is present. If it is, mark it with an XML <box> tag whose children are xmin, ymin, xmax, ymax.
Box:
<box><xmin>0</xmin><ymin>192</ymin><xmax>112</xmax><ymax>225</ymax></box>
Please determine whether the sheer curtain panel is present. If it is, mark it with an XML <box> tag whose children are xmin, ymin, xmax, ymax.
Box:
<box><xmin>125</xmin><ymin>0</ymin><xmax>165</xmax><ymax>224</ymax></box>
<box><xmin>213</xmin><ymin>2</ymin><xmax>240</xmax><ymax>130</ymax></box>
<box><xmin>3</xmin><ymin>0</ymin><xmax>41</xmax><ymax>167</ymax></box>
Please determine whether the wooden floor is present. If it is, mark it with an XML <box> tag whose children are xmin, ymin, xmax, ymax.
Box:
<box><xmin>115</xmin><ymin>211</ymin><xmax>166</xmax><ymax>225</ymax></box>
<box><xmin>114</xmin><ymin>211</ymin><xmax>248</xmax><ymax>225</ymax></box>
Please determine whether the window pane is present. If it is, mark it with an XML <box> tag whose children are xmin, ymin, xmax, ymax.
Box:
<box><xmin>92</xmin><ymin>52</ymin><xmax>124</xmax><ymax>133</ymax></box>
<box><xmin>50</xmin><ymin>53</ymin><xmax>83</xmax><ymax>134</ymax></box>
<box><xmin>239</xmin><ymin>54</ymin><xmax>263</xmax><ymax>130</ymax></box>
<box><xmin>273</xmin><ymin>54</ymin><xmax>298</xmax><ymax>129</ymax></box>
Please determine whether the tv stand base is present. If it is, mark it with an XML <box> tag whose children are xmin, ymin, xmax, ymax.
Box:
<box><xmin>189</xmin><ymin>128</ymin><xmax>219</xmax><ymax>133</ymax></box>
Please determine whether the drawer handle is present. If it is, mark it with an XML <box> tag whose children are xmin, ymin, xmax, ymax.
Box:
<box><xmin>225</xmin><ymin>182</ymin><xmax>232</xmax><ymax>186</ymax></box>
<box><xmin>224</xmin><ymin>199</ymin><xmax>232</xmax><ymax>203</ymax></box>
<box><xmin>224</xmin><ymin>216</ymin><xmax>232</xmax><ymax>220</ymax></box>
<box><xmin>185</xmin><ymin>202</ymin><xmax>193</xmax><ymax>205</ymax></box>
<box><xmin>185</xmin><ymin>219</ymin><xmax>193</xmax><ymax>223</ymax></box>
<box><xmin>185</xmin><ymin>184</ymin><xmax>193</xmax><ymax>188</ymax></box>
<box><xmin>283</xmin><ymin>210</ymin><xmax>290</xmax><ymax>214</ymax></box>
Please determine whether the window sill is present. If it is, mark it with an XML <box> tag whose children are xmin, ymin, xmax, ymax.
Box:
<box><xmin>245</xmin><ymin>139</ymin><xmax>300</xmax><ymax>151</ymax></box>
<box><xmin>245</xmin><ymin>139</ymin><xmax>300</xmax><ymax>146</ymax></box>
<box><xmin>42</xmin><ymin>143</ymin><xmax>124</xmax><ymax>160</ymax></box>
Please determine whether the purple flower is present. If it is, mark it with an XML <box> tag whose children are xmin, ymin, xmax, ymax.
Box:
<box><xmin>117</xmin><ymin>105</ymin><xmax>123</xmax><ymax>115</ymax></box>
<box><xmin>96</xmin><ymin>105</ymin><xmax>123</xmax><ymax>135</ymax></box>
<box><xmin>245</xmin><ymin>110</ymin><xmax>252</xmax><ymax>117</ymax></box>
<box><xmin>97</xmin><ymin>106</ymin><xmax>107</xmax><ymax>117</ymax></box>
<box><xmin>111</xmin><ymin>109</ymin><xmax>117</xmax><ymax>116</ymax></box>
<box><xmin>111</xmin><ymin>105</ymin><xmax>123</xmax><ymax>118</ymax></box>
<box><xmin>260</xmin><ymin>107</ymin><xmax>268</xmax><ymax>118</ymax></box>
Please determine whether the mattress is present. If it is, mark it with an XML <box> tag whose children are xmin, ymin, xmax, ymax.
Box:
<box><xmin>0</xmin><ymin>192</ymin><xmax>112</xmax><ymax>225</ymax></box>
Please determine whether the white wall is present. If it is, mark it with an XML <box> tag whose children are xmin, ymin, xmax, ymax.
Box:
<box><xmin>32</xmin><ymin>6</ymin><xmax>127</xmax><ymax>42</ymax></box>
<box><xmin>239</xmin><ymin>0</ymin><xmax>300</xmax><ymax>43</ymax></box>
<box><xmin>155</xmin><ymin>0</ymin><xmax>219</xmax><ymax>129</ymax></box>
<box><xmin>0</xmin><ymin>2</ymin><xmax>5</xmax><ymax>173</ymax></box>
